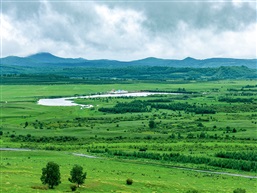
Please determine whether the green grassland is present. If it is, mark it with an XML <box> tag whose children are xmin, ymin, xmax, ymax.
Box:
<box><xmin>1</xmin><ymin>79</ymin><xmax>257</xmax><ymax>192</ymax></box>
<box><xmin>1</xmin><ymin>150</ymin><xmax>256</xmax><ymax>193</ymax></box>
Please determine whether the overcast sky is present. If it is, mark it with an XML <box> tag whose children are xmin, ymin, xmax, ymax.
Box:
<box><xmin>1</xmin><ymin>0</ymin><xmax>256</xmax><ymax>60</ymax></box>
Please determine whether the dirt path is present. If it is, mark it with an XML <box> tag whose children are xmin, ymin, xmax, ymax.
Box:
<box><xmin>72</xmin><ymin>153</ymin><xmax>98</xmax><ymax>158</ymax></box>
<box><xmin>115</xmin><ymin>159</ymin><xmax>257</xmax><ymax>179</ymax></box>
<box><xmin>2</xmin><ymin>148</ymin><xmax>256</xmax><ymax>179</ymax></box>
<box><xmin>0</xmin><ymin>148</ymin><xmax>31</xmax><ymax>151</ymax></box>
<box><xmin>175</xmin><ymin>167</ymin><xmax>257</xmax><ymax>179</ymax></box>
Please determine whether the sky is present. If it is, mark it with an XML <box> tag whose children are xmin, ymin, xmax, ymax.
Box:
<box><xmin>1</xmin><ymin>0</ymin><xmax>256</xmax><ymax>60</ymax></box>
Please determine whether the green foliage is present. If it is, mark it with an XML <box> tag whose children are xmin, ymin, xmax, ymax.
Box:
<box><xmin>186</xmin><ymin>189</ymin><xmax>199</xmax><ymax>193</ymax></box>
<box><xmin>70</xmin><ymin>184</ymin><xmax>77</xmax><ymax>191</ymax></box>
<box><xmin>97</xmin><ymin>150</ymin><xmax>257</xmax><ymax>172</ymax></box>
<box><xmin>1</xmin><ymin>64</ymin><xmax>257</xmax><ymax>82</ymax></box>
<box><xmin>148</xmin><ymin>120</ymin><xmax>155</xmax><ymax>129</ymax></box>
<box><xmin>219</xmin><ymin>97</ymin><xmax>254</xmax><ymax>103</ymax></box>
<box><xmin>68</xmin><ymin>164</ymin><xmax>87</xmax><ymax>187</ymax></box>
<box><xmin>126</xmin><ymin>178</ymin><xmax>133</xmax><ymax>185</ymax></box>
<box><xmin>151</xmin><ymin>102</ymin><xmax>216</xmax><ymax>114</ymax></box>
<box><xmin>10</xmin><ymin>135</ymin><xmax>78</xmax><ymax>143</ymax></box>
<box><xmin>24</xmin><ymin>121</ymin><xmax>28</xmax><ymax>128</ymax></box>
<box><xmin>233</xmin><ymin>188</ymin><xmax>246</xmax><ymax>193</ymax></box>
<box><xmin>215</xmin><ymin>151</ymin><xmax>257</xmax><ymax>161</ymax></box>
<box><xmin>99</xmin><ymin>100</ymin><xmax>150</xmax><ymax>113</ymax></box>
<box><xmin>40</xmin><ymin>162</ymin><xmax>61</xmax><ymax>189</ymax></box>
<box><xmin>199</xmin><ymin>132</ymin><xmax>206</xmax><ymax>138</ymax></box>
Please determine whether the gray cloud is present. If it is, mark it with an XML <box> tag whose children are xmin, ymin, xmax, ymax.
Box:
<box><xmin>2</xmin><ymin>1</ymin><xmax>256</xmax><ymax>60</ymax></box>
<box><xmin>103</xmin><ymin>1</ymin><xmax>256</xmax><ymax>31</ymax></box>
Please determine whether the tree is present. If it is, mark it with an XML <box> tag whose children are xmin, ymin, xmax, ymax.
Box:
<box><xmin>24</xmin><ymin>121</ymin><xmax>28</xmax><ymax>128</ymax></box>
<box><xmin>41</xmin><ymin>162</ymin><xmax>61</xmax><ymax>189</ymax></box>
<box><xmin>149</xmin><ymin>120</ymin><xmax>155</xmax><ymax>129</ymax></box>
<box><xmin>199</xmin><ymin>132</ymin><xmax>206</xmax><ymax>139</ymax></box>
<box><xmin>170</xmin><ymin>133</ymin><xmax>175</xmax><ymax>139</ymax></box>
<box><xmin>68</xmin><ymin>164</ymin><xmax>87</xmax><ymax>187</ymax></box>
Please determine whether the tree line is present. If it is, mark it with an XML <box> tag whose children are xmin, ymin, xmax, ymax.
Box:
<box><xmin>89</xmin><ymin>150</ymin><xmax>257</xmax><ymax>172</ymax></box>
<box><xmin>99</xmin><ymin>100</ymin><xmax>151</xmax><ymax>113</ymax></box>
<box><xmin>99</xmin><ymin>100</ymin><xmax>216</xmax><ymax>114</ymax></box>
<box><xmin>218</xmin><ymin>97</ymin><xmax>254</xmax><ymax>103</ymax></box>
<box><xmin>10</xmin><ymin>135</ymin><xmax>79</xmax><ymax>143</ymax></box>
<box><xmin>215</xmin><ymin>151</ymin><xmax>257</xmax><ymax>162</ymax></box>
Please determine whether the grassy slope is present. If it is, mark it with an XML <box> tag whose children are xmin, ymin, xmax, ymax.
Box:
<box><xmin>1</xmin><ymin>150</ymin><xmax>256</xmax><ymax>193</ymax></box>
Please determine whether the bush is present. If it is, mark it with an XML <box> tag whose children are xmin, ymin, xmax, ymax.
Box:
<box><xmin>186</xmin><ymin>190</ymin><xmax>199</xmax><ymax>193</ymax></box>
<box><xmin>126</xmin><ymin>178</ymin><xmax>133</xmax><ymax>185</ymax></box>
<box><xmin>149</xmin><ymin>120</ymin><xmax>155</xmax><ymax>129</ymax></box>
<box><xmin>233</xmin><ymin>188</ymin><xmax>246</xmax><ymax>193</ymax></box>
<box><xmin>70</xmin><ymin>184</ymin><xmax>77</xmax><ymax>191</ymax></box>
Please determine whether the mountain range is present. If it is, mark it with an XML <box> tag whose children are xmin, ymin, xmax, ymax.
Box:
<box><xmin>1</xmin><ymin>52</ymin><xmax>256</xmax><ymax>69</ymax></box>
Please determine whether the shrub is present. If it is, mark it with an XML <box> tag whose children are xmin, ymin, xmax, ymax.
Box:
<box><xmin>233</xmin><ymin>188</ymin><xmax>246</xmax><ymax>193</ymax></box>
<box><xmin>149</xmin><ymin>120</ymin><xmax>155</xmax><ymax>129</ymax></box>
<box><xmin>70</xmin><ymin>184</ymin><xmax>77</xmax><ymax>192</ymax></box>
<box><xmin>186</xmin><ymin>189</ymin><xmax>199</xmax><ymax>193</ymax></box>
<box><xmin>126</xmin><ymin>178</ymin><xmax>133</xmax><ymax>185</ymax></box>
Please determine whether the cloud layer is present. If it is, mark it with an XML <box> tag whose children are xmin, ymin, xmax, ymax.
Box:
<box><xmin>1</xmin><ymin>1</ymin><xmax>256</xmax><ymax>60</ymax></box>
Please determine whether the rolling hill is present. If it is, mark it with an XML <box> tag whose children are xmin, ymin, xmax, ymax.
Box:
<box><xmin>1</xmin><ymin>52</ymin><xmax>256</xmax><ymax>69</ymax></box>
<box><xmin>1</xmin><ymin>53</ymin><xmax>256</xmax><ymax>81</ymax></box>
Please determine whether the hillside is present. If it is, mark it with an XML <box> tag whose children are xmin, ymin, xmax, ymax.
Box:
<box><xmin>1</xmin><ymin>53</ymin><xmax>256</xmax><ymax>69</ymax></box>
<box><xmin>1</xmin><ymin>53</ymin><xmax>256</xmax><ymax>81</ymax></box>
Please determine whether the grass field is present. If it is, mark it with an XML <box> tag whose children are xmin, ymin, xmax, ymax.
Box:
<box><xmin>1</xmin><ymin>79</ymin><xmax>257</xmax><ymax>192</ymax></box>
<box><xmin>1</xmin><ymin>150</ymin><xmax>256</xmax><ymax>193</ymax></box>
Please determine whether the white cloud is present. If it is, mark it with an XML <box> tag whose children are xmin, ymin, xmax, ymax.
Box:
<box><xmin>1</xmin><ymin>1</ymin><xmax>256</xmax><ymax>60</ymax></box>
<box><xmin>89</xmin><ymin>5</ymin><xmax>147</xmax><ymax>50</ymax></box>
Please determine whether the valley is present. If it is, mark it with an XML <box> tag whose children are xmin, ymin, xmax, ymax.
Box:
<box><xmin>1</xmin><ymin>79</ymin><xmax>256</xmax><ymax>192</ymax></box>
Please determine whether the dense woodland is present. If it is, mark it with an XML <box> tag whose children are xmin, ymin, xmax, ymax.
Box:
<box><xmin>1</xmin><ymin>66</ymin><xmax>256</xmax><ymax>83</ymax></box>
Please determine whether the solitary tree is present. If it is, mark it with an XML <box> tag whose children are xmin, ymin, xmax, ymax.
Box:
<box><xmin>68</xmin><ymin>164</ymin><xmax>87</xmax><ymax>187</ymax></box>
<box><xmin>24</xmin><ymin>121</ymin><xmax>28</xmax><ymax>128</ymax></box>
<box><xmin>149</xmin><ymin>120</ymin><xmax>155</xmax><ymax>129</ymax></box>
<box><xmin>41</xmin><ymin>162</ymin><xmax>61</xmax><ymax>189</ymax></box>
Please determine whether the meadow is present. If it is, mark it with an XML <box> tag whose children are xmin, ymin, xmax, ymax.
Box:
<box><xmin>1</xmin><ymin>79</ymin><xmax>257</xmax><ymax>192</ymax></box>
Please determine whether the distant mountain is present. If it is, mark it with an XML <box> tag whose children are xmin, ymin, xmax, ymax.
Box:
<box><xmin>131</xmin><ymin>57</ymin><xmax>178</xmax><ymax>66</ymax></box>
<box><xmin>199</xmin><ymin>58</ymin><xmax>257</xmax><ymax>68</ymax></box>
<box><xmin>1</xmin><ymin>52</ymin><xmax>87</xmax><ymax>66</ymax></box>
<box><xmin>1</xmin><ymin>53</ymin><xmax>256</xmax><ymax>69</ymax></box>
<box><xmin>1</xmin><ymin>53</ymin><xmax>256</xmax><ymax>80</ymax></box>
<box><xmin>28</xmin><ymin>52</ymin><xmax>67</xmax><ymax>63</ymax></box>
